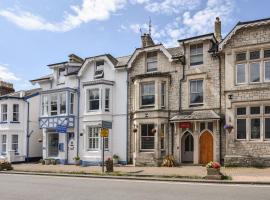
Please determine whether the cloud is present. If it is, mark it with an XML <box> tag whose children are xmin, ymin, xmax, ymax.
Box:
<box><xmin>0</xmin><ymin>0</ymin><xmax>126</xmax><ymax>32</ymax></box>
<box><xmin>132</xmin><ymin>0</ymin><xmax>201</xmax><ymax>14</ymax></box>
<box><xmin>128</xmin><ymin>0</ymin><xmax>234</xmax><ymax>47</ymax></box>
<box><xmin>0</xmin><ymin>64</ymin><xmax>20</xmax><ymax>81</ymax></box>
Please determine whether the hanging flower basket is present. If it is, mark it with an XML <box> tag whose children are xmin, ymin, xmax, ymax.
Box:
<box><xmin>133</xmin><ymin>128</ymin><xmax>138</xmax><ymax>133</ymax></box>
<box><xmin>151</xmin><ymin>128</ymin><xmax>156</xmax><ymax>134</ymax></box>
<box><xmin>224</xmin><ymin>124</ymin><xmax>234</xmax><ymax>133</ymax></box>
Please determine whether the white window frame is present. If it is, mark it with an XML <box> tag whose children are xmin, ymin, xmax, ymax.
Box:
<box><xmin>140</xmin><ymin>124</ymin><xmax>155</xmax><ymax>151</ymax></box>
<box><xmin>105</xmin><ymin>88</ymin><xmax>110</xmax><ymax>112</ymax></box>
<box><xmin>249</xmin><ymin>62</ymin><xmax>261</xmax><ymax>83</ymax></box>
<box><xmin>42</xmin><ymin>95</ymin><xmax>49</xmax><ymax>116</ymax></box>
<box><xmin>11</xmin><ymin>134</ymin><xmax>18</xmax><ymax>154</ymax></box>
<box><xmin>50</xmin><ymin>94</ymin><xmax>58</xmax><ymax>116</ymax></box>
<box><xmin>87</xmin><ymin>126</ymin><xmax>99</xmax><ymax>151</ymax></box>
<box><xmin>58</xmin><ymin>68</ymin><xmax>65</xmax><ymax>84</ymax></box>
<box><xmin>1</xmin><ymin>135</ymin><xmax>6</xmax><ymax>155</ymax></box>
<box><xmin>12</xmin><ymin>104</ymin><xmax>19</xmax><ymax>122</ymax></box>
<box><xmin>161</xmin><ymin>82</ymin><xmax>166</xmax><ymax>108</ymax></box>
<box><xmin>140</xmin><ymin>82</ymin><xmax>155</xmax><ymax>107</ymax></box>
<box><xmin>264</xmin><ymin>60</ymin><xmax>270</xmax><ymax>82</ymax></box>
<box><xmin>59</xmin><ymin>92</ymin><xmax>67</xmax><ymax>115</ymax></box>
<box><xmin>189</xmin><ymin>79</ymin><xmax>204</xmax><ymax>105</ymax></box>
<box><xmin>87</xmin><ymin>88</ymin><xmax>100</xmax><ymax>112</ymax></box>
<box><xmin>190</xmin><ymin>43</ymin><xmax>203</xmax><ymax>66</ymax></box>
<box><xmin>236</xmin><ymin>63</ymin><xmax>247</xmax><ymax>85</ymax></box>
<box><xmin>146</xmin><ymin>52</ymin><xmax>158</xmax><ymax>72</ymax></box>
<box><xmin>70</xmin><ymin>93</ymin><xmax>75</xmax><ymax>115</ymax></box>
<box><xmin>1</xmin><ymin>104</ymin><xmax>7</xmax><ymax>122</ymax></box>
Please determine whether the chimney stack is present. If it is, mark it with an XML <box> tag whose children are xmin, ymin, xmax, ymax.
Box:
<box><xmin>141</xmin><ymin>33</ymin><xmax>155</xmax><ymax>48</ymax></box>
<box><xmin>214</xmin><ymin>17</ymin><xmax>222</xmax><ymax>42</ymax></box>
<box><xmin>0</xmin><ymin>81</ymin><xmax>14</xmax><ymax>96</ymax></box>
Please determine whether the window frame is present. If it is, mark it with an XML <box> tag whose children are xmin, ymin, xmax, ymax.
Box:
<box><xmin>58</xmin><ymin>67</ymin><xmax>66</xmax><ymax>84</ymax></box>
<box><xmin>190</xmin><ymin>43</ymin><xmax>203</xmax><ymax>66</ymax></box>
<box><xmin>161</xmin><ymin>82</ymin><xmax>166</xmax><ymax>108</ymax></box>
<box><xmin>1</xmin><ymin>135</ymin><xmax>6</xmax><ymax>155</ymax></box>
<box><xmin>140</xmin><ymin>82</ymin><xmax>155</xmax><ymax>107</ymax></box>
<box><xmin>87</xmin><ymin>126</ymin><xmax>99</xmax><ymax>151</ymax></box>
<box><xmin>264</xmin><ymin>60</ymin><xmax>270</xmax><ymax>82</ymax></box>
<box><xmin>105</xmin><ymin>88</ymin><xmax>110</xmax><ymax>112</ymax></box>
<box><xmin>1</xmin><ymin>104</ymin><xmax>7</xmax><ymax>122</ymax></box>
<box><xmin>146</xmin><ymin>51</ymin><xmax>158</xmax><ymax>73</ymax></box>
<box><xmin>87</xmin><ymin>88</ymin><xmax>100</xmax><ymax>112</ymax></box>
<box><xmin>249</xmin><ymin>62</ymin><xmax>261</xmax><ymax>83</ymax></box>
<box><xmin>70</xmin><ymin>93</ymin><xmax>75</xmax><ymax>115</ymax></box>
<box><xmin>11</xmin><ymin>134</ymin><xmax>19</xmax><ymax>154</ymax></box>
<box><xmin>140</xmin><ymin>124</ymin><xmax>155</xmax><ymax>151</ymax></box>
<box><xmin>236</xmin><ymin>63</ymin><xmax>247</xmax><ymax>85</ymax></box>
<box><xmin>42</xmin><ymin>95</ymin><xmax>49</xmax><ymax>116</ymax></box>
<box><xmin>12</xmin><ymin>104</ymin><xmax>19</xmax><ymax>122</ymax></box>
<box><xmin>59</xmin><ymin>92</ymin><xmax>67</xmax><ymax>115</ymax></box>
<box><xmin>189</xmin><ymin>79</ymin><xmax>204</xmax><ymax>106</ymax></box>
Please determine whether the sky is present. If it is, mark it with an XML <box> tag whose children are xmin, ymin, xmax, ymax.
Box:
<box><xmin>0</xmin><ymin>0</ymin><xmax>270</xmax><ymax>91</ymax></box>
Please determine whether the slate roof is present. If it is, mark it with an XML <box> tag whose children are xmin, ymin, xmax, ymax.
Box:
<box><xmin>30</xmin><ymin>74</ymin><xmax>53</xmax><ymax>83</ymax></box>
<box><xmin>167</xmin><ymin>47</ymin><xmax>182</xmax><ymax>58</ymax></box>
<box><xmin>116</xmin><ymin>55</ymin><xmax>131</xmax><ymax>67</ymax></box>
<box><xmin>0</xmin><ymin>88</ymin><xmax>41</xmax><ymax>99</ymax></box>
<box><xmin>170</xmin><ymin>110</ymin><xmax>220</xmax><ymax>121</ymax></box>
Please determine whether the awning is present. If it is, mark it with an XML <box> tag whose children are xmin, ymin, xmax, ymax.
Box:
<box><xmin>170</xmin><ymin>110</ymin><xmax>220</xmax><ymax>122</ymax></box>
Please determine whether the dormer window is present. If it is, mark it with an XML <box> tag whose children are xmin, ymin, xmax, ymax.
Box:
<box><xmin>58</xmin><ymin>68</ymin><xmax>65</xmax><ymax>84</ymax></box>
<box><xmin>190</xmin><ymin>43</ymin><xmax>203</xmax><ymax>66</ymax></box>
<box><xmin>146</xmin><ymin>52</ymin><xmax>157</xmax><ymax>72</ymax></box>
<box><xmin>94</xmin><ymin>60</ymin><xmax>104</xmax><ymax>79</ymax></box>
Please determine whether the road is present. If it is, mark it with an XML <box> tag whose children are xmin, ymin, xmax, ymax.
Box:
<box><xmin>0</xmin><ymin>174</ymin><xmax>270</xmax><ymax>200</ymax></box>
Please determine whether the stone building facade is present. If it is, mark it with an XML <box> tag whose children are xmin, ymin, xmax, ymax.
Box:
<box><xmin>127</xmin><ymin>34</ymin><xmax>183</xmax><ymax>166</ymax></box>
<box><xmin>171</xmin><ymin>31</ymin><xmax>223</xmax><ymax>165</ymax></box>
<box><xmin>220</xmin><ymin>18</ymin><xmax>270</xmax><ymax>166</ymax></box>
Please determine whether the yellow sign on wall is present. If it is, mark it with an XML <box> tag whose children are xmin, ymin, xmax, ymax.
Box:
<box><xmin>100</xmin><ymin>128</ymin><xmax>109</xmax><ymax>137</ymax></box>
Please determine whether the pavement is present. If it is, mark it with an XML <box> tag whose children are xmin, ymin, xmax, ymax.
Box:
<box><xmin>9</xmin><ymin>163</ymin><xmax>270</xmax><ymax>183</ymax></box>
<box><xmin>0</xmin><ymin>173</ymin><xmax>270</xmax><ymax>200</ymax></box>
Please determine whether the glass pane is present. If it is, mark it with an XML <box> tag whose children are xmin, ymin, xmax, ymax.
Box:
<box><xmin>190</xmin><ymin>81</ymin><xmax>196</xmax><ymax>93</ymax></box>
<box><xmin>250</xmin><ymin>63</ymin><xmax>260</xmax><ymax>82</ymax></box>
<box><xmin>141</xmin><ymin>124</ymin><xmax>148</xmax><ymax>136</ymax></box>
<box><xmin>237</xmin><ymin>119</ymin><xmax>246</xmax><ymax>139</ymax></box>
<box><xmin>48</xmin><ymin>134</ymin><xmax>59</xmax><ymax>157</ymax></box>
<box><xmin>200</xmin><ymin>123</ymin><xmax>205</xmax><ymax>132</ymax></box>
<box><xmin>237</xmin><ymin>64</ymin><xmax>246</xmax><ymax>83</ymax></box>
<box><xmin>190</xmin><ymin>55</ymin><xmax>203</xmax><ymax>65</ymax></box>
<box><xmin>265</xmin><ymin>61</ymin><xmax>270</xmax><ymax>81</ymax></box>
<box><xmin>208</xmin><ymin>122</ymin><xmax>213</xmax><ymax>132</ymax></box>
<box><xmin>148</xmin><ymin>124</ymin><xmax>155</xmax><ymax>136</ymax></box>
<box><xmin>141</xmin><ymin>95</ymin><xmax>155</xmax><ymax>105</ymax></box>
<box><xmin>265</xmin><ymin>106</ymin><xmax>270</xmax><ymax>114</ymax></box>
<box><xmin>265</xmin><ymin>118</ymin><xmax>270</xmax><ymax>139</ymax></box>
<box><xmin>251</xmin><ymin>118</ymin><xmax>260</xmax><ymax>139</ymax></box>
<box><xmin>142</xmin><ymin>83</ymin><xmax>155</xmax><ymax>95</ymax></box>
<box><xmin>141</xmin><ymin>137</ymin><xmax>154</xmax><ymax>149</ymax></box>
<box><xmin>191</xmin><ymin>93</ymin><xmax>203</xmax><ymax>104</ymax></box>
<box><xmin>250</xmin><ymin>106</ymin><xmax>260</xmax><ymax>115</ymax></box>
<box><xmin>147</xmin><ymin>61</ymin><xmax>157</xmax><ymax>72</ymax></box>
<box><xmin>237</xmin><ymin>107</ymin><xmax>246</xmax><ymax>115</ymax></box>
<box><xmin>264</xmin><ymin>49</ymin><xmax>270</xmax><ymax>58</ymax></box>
<box><xmin>250</xmin><ymin>51</ymin><xmax>260</xmax><ymax>60</ymax></box>
<box><xmin>236</xmin><ymin>52</ymin><xmax>246</xmax><ymax>61</ymax></box>
<box><xmin>197</xmin><ymin>80</ymin><xmax>203</xmax><ymax>92</ymax></box>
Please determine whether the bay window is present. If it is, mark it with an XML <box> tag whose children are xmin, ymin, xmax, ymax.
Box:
<box><xmin>190</xmin><ymin>43</ymin><xmax>203</xmax><ymax>66</ymax></box>
<box><xmin>141</xmin><ymin>82</ymin><xmax>155</xmax><ymax>106</ymax></box>
<box><xmin>1</xmin><ymin>104</ymin><xmax>7</xmax><ymax>122</ymax></box>
<box><xmin>88</xmin><ymin>89</ymin><xmax>100</xmax><ymax>111</ymax></box>
<box><xmin>141</xmin><ymin>124</ymin><xmax>155</xmax><ymax>150</ymax></box>
<box><xmin>13</xmin><ymin>104</ymin><xmax>19</xmax><ymax>122</ymax></box>
<box><xmin>190</xmin><ymin>80</ymin><xmax>203</xmax><ymax>105</ymax></box>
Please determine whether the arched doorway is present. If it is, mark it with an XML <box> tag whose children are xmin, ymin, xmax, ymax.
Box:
<box><xmin>181</xmin><ymin>132</ymin><xmax>194</xmax><ymax>163</ymax></box>
<box><xmin>199</xmin><ymin>131</ymin><xmax>213</xmax><ymax>165</ymax></box>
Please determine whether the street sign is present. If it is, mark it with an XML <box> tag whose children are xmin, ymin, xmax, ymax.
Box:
<box><xmin>101</xmin><ymin>121</ymin><xmax>112</xmax><ymax>129</ymax></box>
<box><xmin>100</xmin><ymin>128</ymin><xmax>109</xmax><ymax>137</ymax></box>
<box><xmin>56</xmin><ymin>125</ymin><xmax>67</xmax><ymax>133</ymax></box>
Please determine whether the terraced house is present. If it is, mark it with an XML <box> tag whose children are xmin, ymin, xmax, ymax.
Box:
<box><xmin>220</xmin><ymin>17</ymin><xmax>270</xmax><ymax>167</ymax></box>
<box><xmin>128</xmin><ymin>33</ymin><xmax>184</xmax><ymax>166</ymax></box>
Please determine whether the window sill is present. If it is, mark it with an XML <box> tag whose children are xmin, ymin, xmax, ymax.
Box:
<box><xmin>10</xmin><ymin>121</ymin><xmax>20</xmax><ymax>124</ymax></box>
<box><xmin>140</xmin><ymin>105</ymin><xmax>155</xmax><ymax>109</ymax></box>
<box><xmin>0</xmin><ymin>122</ymin><xmax>8</xmax><ymax>124</ymax></box>
<box><xmin>189</xmin><ymin>104</ymin><xmax>204</xmax><ymax>107</ymax></box>
<box><xmin>140</xmin><ymin>150</ymin><xmax>155</xmax><ymax>153</ymax></box>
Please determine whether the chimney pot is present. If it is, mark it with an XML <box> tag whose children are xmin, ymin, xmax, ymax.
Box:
<box><xmin>215</xmin><ymin>17</ymin><xmax>222</xmax><ymax>42</ymax></box>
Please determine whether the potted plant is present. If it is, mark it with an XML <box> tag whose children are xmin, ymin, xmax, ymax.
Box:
<box><xmin>224</xmin><ymin>124</ymin><xmax>234</xmax><ymax>133</ymax></box>
<box><xmin>44</xmin><ymin>158</ymin><xmax>51</xmax><ymax>165</ymax></box>
<box><xmin>51</xmin><ymin>159</ymin><xmax>57</xmax><ymax>165</ymax></box>
<box><xmin>151</xmin><ymin>128</ymin><xmax>156</xmax><ymax>134</ymax></box>
<box><xmin>133</xmin><ymin>128</ymin><xmax>137</xmax><ymax>133</ymax></box>
<box><xmin>206</xmin><ymin>161</ymin><xmax>221</xmax><ymax>175</ymax></box>
<box><xmin>112</xmin><ymin>154</ymin><xmax>119</xmax><ymax>165</ymax></box>
<box><xmin>73</xmin><ymin>156</ymin><xmax>81</xmax><ymax>166</ymax></box>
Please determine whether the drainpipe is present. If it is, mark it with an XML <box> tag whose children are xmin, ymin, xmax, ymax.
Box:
<box><xmin>26</xmin><ymin>100</ymin><xmax>30</xmax><ymax>162</ymax></box>
<box><xmin>126</xmin><ymin>69</ymin><xmax>129</xmax><ymax>164</ymax></box>
<box><xmin>76</xmin><ymin>77</ymin><xmax>81</xmax><ymax>157</ymax></box>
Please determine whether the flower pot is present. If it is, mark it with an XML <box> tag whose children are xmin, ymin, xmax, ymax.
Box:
<box><xmin>44</xmin><ymin>159</ymin><xmax>51</xmax><ymax>165</ymax></box>
<box><xmin>207</xmin><ymin>168</ymin><xmax>220</xmax><ymax>176</ymax></box>
<box><xmin>113</xmin><ymin>158</ymin><xmax>118</xmax><ymax>165</ymax></box>
<box><xmin>75</xmin><ymin>160</ymin><xmax>81</xmax><ymax>166</ymax></box>
<box><xmin>133</xmin><ymin>128</ymin><xmax>137</xmax><ymax>133</ymax></box>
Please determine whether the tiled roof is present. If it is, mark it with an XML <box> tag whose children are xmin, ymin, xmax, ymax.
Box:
<box><xmin>0</xmin><ymin>88</ymin><xmax>41</xmax><ymax>99</ymax></box>
<box><xmin>167</xmin><ymin>47</ymin><xmax>182</xmax><ymax>58</ymax></box>
<box><xmin>116</xmin><ymin>55</ymin><xmax>131</xmax><ymax>67</ymax></box>
<box><xmin>170</xmin><ymin>110</ymin><xmax>220</xmax><ymax>121</ymax></box>
<box><xmin>30</xmin><ymin>74</ymin><xmax>53</xmax><ymax>82</ymax></box>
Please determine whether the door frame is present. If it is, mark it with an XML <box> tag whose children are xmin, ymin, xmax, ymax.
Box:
<box><xmin>181</xmin><ymin>131</ymin><xmax>194</xmax><ymax>163</ymax></box>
